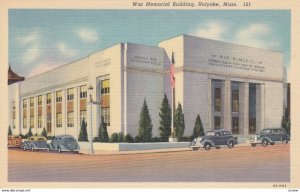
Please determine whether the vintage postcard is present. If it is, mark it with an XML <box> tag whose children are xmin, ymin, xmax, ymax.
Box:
<box><xmin>0</xmin><ymin>0</ymin><xmax>300</xmax><ymax>190</ymax></box>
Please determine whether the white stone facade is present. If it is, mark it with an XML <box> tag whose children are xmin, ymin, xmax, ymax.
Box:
<box><xmin>8</xmin><ymin>35</ymin><xmax>285</xmax><ymax>139</ymax></box>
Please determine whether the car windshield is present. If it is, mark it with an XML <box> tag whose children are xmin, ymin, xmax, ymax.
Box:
<box><xmin>64</xmin><ymin>138</ymin><xmax>75</xmax><ymax>142</ymax></box>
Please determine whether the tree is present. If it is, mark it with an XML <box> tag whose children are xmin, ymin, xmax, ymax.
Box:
<box><xmin>78</xmin><ymin>118</ymin><xmax>88</xmax><ymax>141</ymax></box>
<box><xmin>174</xmin><ymin>103</ymin><xmax>185</xmax><ymax>141</ymax></box>
<box><xmin>281</xmin><ymin>108</ymin><xmax>291</xmax><ymax>136</ymax></box>
<box><xmin>137</xmin><ymin>99</ymin><xmax>153</xmax><ymax>142</ymax></box>
<box><xmin>8</xmin><ymin>125</ymin><xmax>12</xmax><ymax>136</ymax></box>
<box><xmin>98</xmin><ymin>116</ymin><xmax>109</xmax><ymax>142</ymax></box>
<box><xmin>41</xmin><ymin>127</ymin><xmax>47</xmax><ymax>138</ymax></box>
<box><xmin>193</xmin><ymin>114</ymin><xmax>205</xmax><ymax>138</ymax></box>
<box><xmin>159</xmin><ymin>94</ymin><xmax>171</xmax><ymax>141</ymax></box>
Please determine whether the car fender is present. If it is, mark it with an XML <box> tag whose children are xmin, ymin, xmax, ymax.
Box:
<box><xmin>227</xmin><ymin>138</ymin><xmax>238</xmax><ymax>145</ymax></box>
<box><xmin>201</xmin><ymin>139</ymin><xmax>215</xmax><ymax>147</ymax></box>
<box><xmin>260</xmin><ymin>137</ymin><xmax>272</xmax><ymax>143</ymax></box>
<box><xmin>22</xmin><ymin>141</ymin><xmax>30</xmax><ymax>148</ymax></box>
<box><xmin>47</xmin><ymin>143</ymin><xmax>54</xmax><ymax>150</ymax></box>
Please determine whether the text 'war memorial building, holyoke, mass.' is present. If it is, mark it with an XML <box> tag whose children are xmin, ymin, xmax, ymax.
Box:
<box><xmin>8</xmin><ymin>35</ymin><xmax>287</xmax><ymax>139</ymax></box>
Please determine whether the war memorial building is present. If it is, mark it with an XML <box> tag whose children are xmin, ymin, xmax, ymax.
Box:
<box><xmin>8</xmin><ymin>35</ymin><xmax>286</xmax><ymax>138</ymax></box>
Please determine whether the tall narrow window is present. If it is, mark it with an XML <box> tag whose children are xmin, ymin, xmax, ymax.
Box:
<box><xmin>101</xmin><ymin>79</ymin><xmax>110</xmax><ymax>126</ymax></box>
<box><xmin>23</xmin><ymin>99</ymin><xmax>27</xmax><ymax>129</ymax></box>
<box><xmin>30</xmin><ymin>97</ymin><xmax>34</xmax><ymax>128</ymax></box>
<box><xmin>249</xmin><ymin>84</ymin><xmax>257</xmax><ymax>134</ymax></box>
<box><xmin>56</xmin><ymin>91</ymin><xmax>62</xmax><ymax>102</ymax></box>
<box><xmin>80</xmin><ymin>110</ymin><xmax>87</xmax><ymax>125</ymax></box>
<box><xmin>67</xmin><ymin>112</ymin><xmax>74</xmax><ymax>127</ymax></box>
<box><xmin>38</xmin><ymin>95</ymin><xmax>43</xmax><ymax>106</ymax></box>
<box><xmin>67</xmin><ymin>88</ymin><xmax>74</xmax><ymax>101</ymax></box>
<box><xmin>56</xmin><ymin>113</ymin><xmax>62</xmax><ymax>127</ymax></box>
<box><xmin>38</xmin><ymin>115</ymin><xmax>43</xmax><ymax>128</ymax></box>
<box><xmin>80</xmin><ymin>85</ymin><xmax>87</xmax><ymax>99</ymax></box>
<box><xmin>214</xmin><ymin>88</ymin><xmax>221</xmax><ymax>112</ymax></box>
<box><xmin>46</xmin><ymin>93</ymin><xmax>52</xmax><ymax>104</ymax></box>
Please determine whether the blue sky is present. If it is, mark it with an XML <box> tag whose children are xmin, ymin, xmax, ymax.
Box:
<box><xmin>9</xmin><ymin>10</ymin><xmax>290</xmax><ymax>79</ymax></box>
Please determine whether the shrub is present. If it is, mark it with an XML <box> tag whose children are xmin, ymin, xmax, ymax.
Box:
<box><xmin>159</xmin><ymin>94</ymin><xmax>171</xmax><ymax>141</ymax></box>
<box><xmin>123</xmin><ymin>134</ymin><xmax>134</xmax><ymax>143</ymax></box>
<box><xmin>8</xmin><ymin>126</ymin><xmax>12</xmax><ymax>136</ymax></box>
<box><xmin>78</xmin><ymin>118</ymin><xmax>88</xmax><ymax>141</ymax></box>
<box><xmin>98</xmin><ymin>116</ymin><xmax>109</xmax><ymax>142</ymax></box>
<box><xmin>150</xmin><ymin>137</ymin><xmax>161</xmax><ymax>142</ymax></box>
<box><xmin>117</xmin><ymin>132</ymin><xmax>124</xmax><ymax>142</ymax></box>
<box><xmin>193</xmin><ymin>114</ymin><xmax>205</xmax><ymax>139</ymax></box>
<box><xmin>137</xmin><ymin>99</ymin><xmax>153</xmax><ymax>142</ymax></box>
<box><xmin>174</xmin><ymin>103</ymin><xmax>185</xmax><ymax>140</ymax></box>
<box><xmin>110</xmin><ymin>133</ymin><xmax>118</xmax><ymax>143</ymax></box>
<box><xmin>25</xmin><ymin>127</ymin><xmax>33</xmax><ymax>138</ymax></box>
<box><xmin>41</xmin><ymin>127</ymin><xmax>47</xmax><ymax>138</ymax></box>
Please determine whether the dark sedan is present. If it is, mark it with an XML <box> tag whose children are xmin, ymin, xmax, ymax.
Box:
<box><xmin>190</xmin><ymin>130</ymin><xmax>238</xmax><ymax>151</ymax></box>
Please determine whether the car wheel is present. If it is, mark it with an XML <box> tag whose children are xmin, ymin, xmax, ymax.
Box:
<box><xmin>228</xmin><ymin>141</ymin><xmax>235</xmax><ymax>149</ymax></box>
<box><xmin>262</xmin><ymin>139</ymin><xmax>269</xmax><ymax>147</ymax></box>
<box><xmin>216</xmin><ymin>146</ymin><xmax>221</xmax><ymax>149</ymax></box>
<box><xmin>31</xmin><ymin>146</ymin><xmax>34</xmax><ymax>152</ymax></box>
<box><xmin>204</xmin><ymin>143</ymin><xmax>211</xmax><ymax>151</ymax></box>
<box><xmin>58</xmin><ymin>147</ymin><xmax>61</xmax><ymax>154</ymax></box>
<box><xmin>282</xmin><ymin>139</ymin><xmax>288</xmax><ymax>144</ymax></box>
<box><xmin>192</xmin><ymin>147</ymin><xmax>198</xmax><ymax>151</ymax></box>
<box><xmin>251</xmin><ymin>143</ymin><xmax>256</xmax><ymax>147</ymax></box>
<box><xmin>22</xmin><ymin>145</ymin><xmax>27</xmax><ymax>151</ymax></box>
<box><xmin>270</xmin><ymin>142</ymin><xmax>275</xmax><ymax>145</ymax></box>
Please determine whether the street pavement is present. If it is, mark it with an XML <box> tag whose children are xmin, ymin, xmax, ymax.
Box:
<box><xmin>8</xmin><ymin>144</ymin><xmax>290</xmax><ymax>182</ymax></box>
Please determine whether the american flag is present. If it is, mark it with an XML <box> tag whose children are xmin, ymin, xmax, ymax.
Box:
<box><xmin>169</xmin><ymin>52</ymin><xmax>175</xmax><ymax>88</ymax></box>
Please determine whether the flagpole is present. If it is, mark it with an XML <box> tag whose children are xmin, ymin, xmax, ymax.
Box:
<box><xmin>169</xmin><ymin>52</ymin><xmax>177</xmax><ymax>142</ymax></box>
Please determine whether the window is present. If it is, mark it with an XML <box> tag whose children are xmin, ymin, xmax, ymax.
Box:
<box><xmin>214</xmin><ymin>88</ymin><xmax>221</xmax><ymax>112</ymax></box>
<box><xmin>56</xmin><ymin>91</ymin><xmax>62</xmax><ymax>102</ymax></box>
<box><xmin>101</xmin><ymin>107</ymin><xmax>110</xmax><ymax>126</ymax></box>
<box><xmin>38</xmin><ymin>95</ymin><xmax>43</xmax><ymax>106</ymax></box>
<box><xmin>67</xmin><ymin>112</ymin><xmax>74</xmax><ymax>127</ymax></box>
<box><xmin>232</xmin><ymin>90</ymin><xmax>239</xmax><ymax>113</ymax></box>
<box><xmin>30</xmin><ymin>97</ymin><xmax>34</xmax><ymax>107</ymax></box>
<box><xmin>101</xmin><ymin>79</ymin><xmax>110</xmax><ymax>94</ymax></box>
<box><xmin>47</xmin><ymin>113</ymin><xmax>51</xmax><ymax>133</ymax></box>
<box><xmin>38</xmin><ymin>115</ymin><xmax>43</xmax><ymax>128</ymax></box>
<box><xmin>56</xmin><ymin>113</ymin><xmax>62</xmax><ymax>127</ymax></box>
<box><xmin>23</xmin><ymin>117</ymin><xmax>27</xmax><ymax>128</ymax></box>
<box><xmin>80</xmin><ymin>85</ymin><xmax>87</xmax><ymax>99</ymax></box>
<box><xmin>46</xmin><ymin>93</ymin><xmax>52</xmax><ymax>104</ymax></box>
<box><xmin>232</xmin><ymin>117</ymin><xmax>239</xmax><ymax>134</ymax></box>
<box><xmin>80</xmin><ymin>110</ymin><xmax>87</xmax><ymax>125</ymax></box>
<box><xmin>30</xmin><ymin>116</ymin><xmax>34</xmax><ymax>128</ymax></box>
<box><xmin>67</xmin><ymin>88</ymin><xmax>74</xmax><ymax>101</ymax></box>
<box><xmin>214</xmin><ymin>116</ymin><xmax>221</xmax><ymax>129</ymax></box>
<box><xmin>23</xmin><ymin>99</ymin><xmax>27</xmax><ymax>109</ymax></box>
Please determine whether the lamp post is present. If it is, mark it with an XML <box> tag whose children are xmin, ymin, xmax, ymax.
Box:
<box><xmin>87</xmin><ymin>85</ymin><xmax>94</xmax><ymax>154</ymax></box>
<box><xmin>87</xmin><ymin>84</ymin><xmax>101</xmax><ymax>154</ymax></box>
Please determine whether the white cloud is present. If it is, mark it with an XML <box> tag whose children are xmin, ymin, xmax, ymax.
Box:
<box><xmin>17</xmin><ymin>31</ymin><xmax>40</xmax><ymax>46</ymax></box>
<box><xmin>57</xmin><ymin>42</ymin><xmax>77</xmax><ymax>57</ymax></box>
<box><xmin>22</xmin><ymin>45</ymin><xmax>40</xmax><ymax>64</ymax></box>
<box><xmin>77</xmin><ymin>28</ymin><xmax>99</xmax><ymax>43</ymax></box>
<box><xmin>234</xmin><ymin>23</ymin><xmax>279</xmax><ymax>49</ymax></box>
<box><xmin>194</xmin><ymin>21</ymin><xmax>226</xmax><ymax>41</ymax></box>
<box><xmin>27</xmin><ymin>62</ymin><xmax>62</xmax><ymax>77</ymax></box>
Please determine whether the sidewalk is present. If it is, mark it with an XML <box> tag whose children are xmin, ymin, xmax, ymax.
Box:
<box><xmin>79</xmin><ymin>142</ymin><xmax>251</xmax><ymax>155</ymax></box>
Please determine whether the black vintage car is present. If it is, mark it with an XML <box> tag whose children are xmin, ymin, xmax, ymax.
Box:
<box><xmin>47</xmin><ymin>135</ymin><xmax>80</xmax><ymax>153</ymax></box>
<box><xmin>190</xmin><ymin>130</ymin><xmax>238</xmax><ymax>151</ymax></box>
<box><xmin>250</xmin><ymin>128</ymin><xmax>290</xmax><ymax>147</ymax></box>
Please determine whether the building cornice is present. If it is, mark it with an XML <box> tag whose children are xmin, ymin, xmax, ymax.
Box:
<box><xmin>21</xmin><ymin>76</ymin><xmax>89</xmax><ymax>97</ymax></box>
<box><xmin>176</xmin><ymin>66</ymin><xmax>283</xmax><ymax>83</ymax></box>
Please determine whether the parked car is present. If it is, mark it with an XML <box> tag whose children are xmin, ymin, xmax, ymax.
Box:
<box><xmin>22</xmin><ymin>136</ymin><xmax>47</xmax><ymax>151</ymax></box>
<box><xmin>47</xmin><ymin>135</ymin><xmax>80</xmax><ymax>153</ymax></box>
<box><xmin>250</xmin><ymin>128</ymin><xmax>290</xmax><ymax>147</ymax></box>
<box><xmin>190</xmin><ymin>130</ymin><xmax>238</xmax><ymax>151</ymax></box>
<box><xmin>8</xmin><ymin>135</ymin><xmax>22</xmax><ymax>148</ymax></box>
